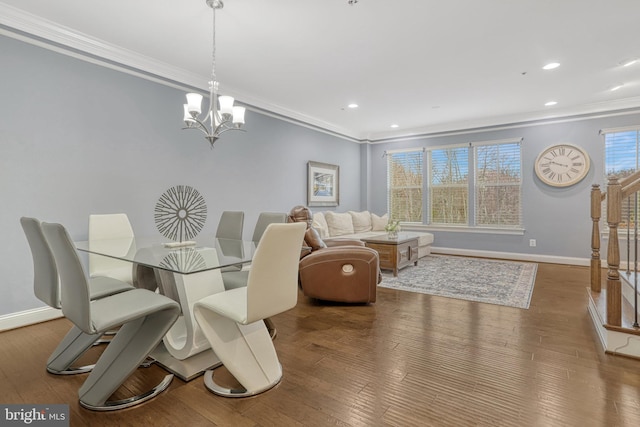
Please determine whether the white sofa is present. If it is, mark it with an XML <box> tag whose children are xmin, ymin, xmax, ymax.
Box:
<box><xmin>311</xmin><ymin>210</ymin><xmax>434</xmax><ymax>258</ymax></box>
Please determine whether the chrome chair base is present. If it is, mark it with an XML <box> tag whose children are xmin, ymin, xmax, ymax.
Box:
<box><xmin>47</xmin><ymin>364</ymin><xmax>94</xmax><ymax>375</ymax></box>
<box><xmin>47</xmin><ymin>356</ymin><xmax>155</xmax><ymax>377</ymax></box>
<box><xmin>140</xmin><ymin>356</ymin><xmax>156</xmax><ymax>368</ymax></box>
<box><xmin>203</xmin><ymin>369</ymin><xmax>281</xmax><ymax>398</ymax></box>
<box><xmin>79</xmin><ymin>373</ymin><xmax>174</xmax><ymax>411</ymax></box>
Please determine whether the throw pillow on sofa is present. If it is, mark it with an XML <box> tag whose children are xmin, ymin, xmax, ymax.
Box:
<box><xmin>312</xmin><ymin>212</ymin><xmax>329</xmax><ymax>238</ymax></box>
<box><xmin>348</xmin><ymin>211</ymin><xmax>372</xmax><ymax>233</ymax></box>
<box><xmin>371</xmin><ymin>213</ymin><xmax>389</xmax><ymax>231</ymax></box>
<box><xmin>325</xmin><ymin>211</ymin><xmax>355</xmax><ymax>237</ymax></box>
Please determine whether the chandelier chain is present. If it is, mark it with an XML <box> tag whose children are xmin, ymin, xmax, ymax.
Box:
<box><xmin>211</xmin><ymin>4</ymin><xmax>216</xmax><ymax>83</ymax></box>
<box><xmin>208</xmin><ymin>3</ymin><xmax>217</xmax><ymax>129</ymax></box>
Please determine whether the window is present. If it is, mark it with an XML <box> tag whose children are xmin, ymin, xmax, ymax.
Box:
<box><xmin>386</xmin><ymin>138</ymin><xmax>523</xmax><ymax>230</ymax></box>
<box><xmin>387</xmin><ymin>149</ymin><xmax>423</xmax><ymax>222</ymax></box>
<box><xmin>604</xmin><ymin>129</ymin><xmax>639</xmax><ymax>179</ymax></box>
<box><xmin>430</xmin><ymin>146</ymin><xmax>469</xmax><ymax>225</ymax></box>
<box><xmin>603</xmin><ymin>128</ymin><xmax>640</xmax><ymax>230</ymax></box>
<box><xmin>474</xmin><ymin>141</ymin><xmax>522</xmax><ymax>227</ymax></box>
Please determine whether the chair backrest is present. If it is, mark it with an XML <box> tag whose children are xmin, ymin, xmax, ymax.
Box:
<box><xmin>89</xmin><ymin>213</ymin><xmax>134</xmax><ymax>279</ymax></box>
<box><xmin>245</xmin><ymin>222</ymin><xmax>306</xmax><ymax>323</ymax></box>
<box><xmin>89</xmin><ymin>214</ymin><xmax>134</xmax><ymax>240</ymax></box>
<box><xmin>251</xmin><ymin>212</ymin><xmax>288</xmax><ymax>244</ymax></box>
<box><xmin>20</xmin><ymin>217</ymin><xmax>60</xmax><ymax>308</ymax></box>
<box><xmin>42</xmin><ymin>222</ymin><xmax>94</xmax><ymax>334</ymax></box>
<box><xmin>215</xmin><ymin>211</ymin><xmax>244</xmax><ymax>240</ymax></box>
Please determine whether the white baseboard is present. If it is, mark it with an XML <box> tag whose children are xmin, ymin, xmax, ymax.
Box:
<box><xmin>430</xmin><ymin>246</ymin><xmax>591</xmax><ymax>266</ymax></box>
<box><xmin>0</xmin><ymin>306</ymin><xmax>62</xmax><ymax>332</ymax></box>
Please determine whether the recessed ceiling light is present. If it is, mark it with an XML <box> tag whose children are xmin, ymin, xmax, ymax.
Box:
<box><xmin>545</xmin><ymin>101</ymin><xmax>557</xmax><ymax>106</ymax></box>
<box><xmin>390</xmin><ymin>124</ymin><xmax>399</xmax><ymax>128</ymax></box>
<box><xmin>347</xmin><ymin>103</ymin><xmax>359</xmax><ymax>109</ymax></box>
<box><xmin>610</xmin><ymin>84</ymin><xmax>624</xmax><ymax>91</ymax></box>
<box><xmin>620</xmin><ymin>58</ymin><xmax>638</xmax><ymax>67</ymax></box>
<box><xmin>543</xmin><ymin>62</ymin><xmax>560</xmax><ymax>70</ymax></box>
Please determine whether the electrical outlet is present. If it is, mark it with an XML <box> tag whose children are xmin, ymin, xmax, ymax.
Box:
<box><xmin>529</xmin><ymin>239</ymin><xmax>536</xmax><ymax>247</ymax></box>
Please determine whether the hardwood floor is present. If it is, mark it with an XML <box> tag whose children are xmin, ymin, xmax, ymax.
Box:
<box><xmin>2</xmin><ymin>262</ymin><xmax>640</xmax><ymax>426</ymax></box>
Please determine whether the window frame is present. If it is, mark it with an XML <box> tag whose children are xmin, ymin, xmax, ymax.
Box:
<box><xmin>428</xmin><ymin>143</ymin><xmax>470</xmax><ymax>226</ymax></box>
<box><xmin>601</xmin><ymin>126</ymin><xmax>640</xmax><ymax>234</ymax></box>
<box><xmin>386</xmin><ymin>148</ymin><xmax>425</xmax><ymax>223</ymax></box>
<box><xmin>386</xmin><ymin>138</ymin><xmax>524</xmax><ymax>234</ymax></box>
<box><xmin>473</xmin><ymin>139</ymin><xmax>523</xmax><ymax>229</ymax></box>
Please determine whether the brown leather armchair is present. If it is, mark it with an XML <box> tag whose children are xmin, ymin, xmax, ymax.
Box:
<box><xmin>288</xmin><ymin>206</ymin><xmax>380</xmax><ymax>303</ymax></box>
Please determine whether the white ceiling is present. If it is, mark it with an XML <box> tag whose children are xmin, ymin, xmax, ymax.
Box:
<box><xmin>2</xmin><ymin>0</ymin><xmax>640</xmax><ymax>141</ymax></box>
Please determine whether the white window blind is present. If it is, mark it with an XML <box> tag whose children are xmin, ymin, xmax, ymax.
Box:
<box><xmin>387</xmin><ymin>149</ymin><xmax>424</xmax><ymax>222</ymax></box>
<box><xmin>604</xmin><ymin>129</ymin><xmax>639</xmax><ymax>179</ymax></box>
<box><xmin>429</xmin><ymin>146</ymin><xmax>469</xmax><ymax>225</ymax></box>
<box><xmin>603</xmin><ymin>129</ymin><xmax>640</xmax><ymax>230</ymax></box>
<box><xmin>474</xmin><ymin>141</ymin><xmax>522</xmax><ymax>227</ymax></box>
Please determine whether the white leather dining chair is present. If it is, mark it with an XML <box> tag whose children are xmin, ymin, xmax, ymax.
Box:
<box><xmin>215</xmin><ymin>211</ymin><xmax>244</xmax><ymax>240</ymax></box>
<box><xmin>250</xmin><ymin>212</ymin><xmax>288</xmax><ymax>244</ymax></box>
<box><xmin>42</xmin><ymin>221</ymin><xmax>180</xmax><ymax>411</ymax></box>
<box><xmin>20</xmin><ymin>217</ymin><xmax>134</xmax><ymax>375</ymax></box>
<box><xmin>88</xmin><ymin>213</ymin><xmax>135</xmax><ymax>284</ymax></box>
<box><xmin>222</xmin><ymin>211</ymin><xmax>288</xmax><ymax>290</ymax></box>
<box><xmin>221</xmin><ymin>212</ymin><xmax>288</xmax><ymax>339</ymax></box>
<box><xmin>194</xmin><ymin>222</ymin><xmax>305</xmax><ymax>397</ymax></box>
<box><xmin>89</xmin><ymin>213</ymin><xmax>159</xmax><ymax>291</ymax></box>
<box><xmin>215</xmin><ymin>211</ymin><xmax>245</xmax><ymax>273</ymax></box>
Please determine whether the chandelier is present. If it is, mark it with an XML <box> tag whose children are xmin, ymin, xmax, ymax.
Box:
<box><xmin>182</xmin><ymin>0</ymin><xmax>246</xmax><ymax>148</ymax></box>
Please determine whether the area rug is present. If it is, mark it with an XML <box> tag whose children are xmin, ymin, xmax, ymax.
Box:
<box><xmin>378</xmin><ymin>255</ymin><xmax>537</xmax><ymax>309</ymax></box>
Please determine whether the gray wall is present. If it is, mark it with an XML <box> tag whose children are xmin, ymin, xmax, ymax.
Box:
<box><xmin>0</xmin><ymin>35</ymin><xmax>362</xmax><ymax>316</ymax></box>
<box><xmin>3</xmin><ymin>32</ymin><xmax>639</xmax><ymax>319</ymax></box>
<box><xmin>369</xmin><ymin>112</ymin><xmax>640</xmax><ymax>259</ymax></box>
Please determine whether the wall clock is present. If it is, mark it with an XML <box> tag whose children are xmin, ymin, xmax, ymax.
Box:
<box><xmin>534</xmin><ymin>143</ymin><xmax>590</xmax><ymax>187</ymax></box>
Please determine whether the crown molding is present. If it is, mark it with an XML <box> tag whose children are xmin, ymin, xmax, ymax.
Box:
<box><xmin>366</xmin><ymin>97</ymin><xmax>640</xmax><ymax>143</ymax></box>
<box><xmin>0</xmin><ymin>3</ymin><xmax>207</xmax><ymax>88</ymax></box>
<box><xmin>0</xmin><ymin>3</ymin><xmax>362</xmax><ymax>142</ymax></box>
<box><xmin>3</xmin><ymin>3</ymin><xmax>639</xmax><ymax>145</ymax></box>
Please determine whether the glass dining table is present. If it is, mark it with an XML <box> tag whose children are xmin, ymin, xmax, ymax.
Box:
<box><xmin>75</xmin><ymin>235</ymin><xmax>256</xmax><ymax>381</ymax></box>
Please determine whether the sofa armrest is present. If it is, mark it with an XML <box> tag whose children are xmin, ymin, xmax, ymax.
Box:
<box><xmin>325</xmin><ymin>239</ymin><xmax>364</xmax><ymax>248</ymax></box>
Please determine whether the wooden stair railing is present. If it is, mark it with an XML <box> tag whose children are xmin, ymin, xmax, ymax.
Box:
<box><xmin>592</xmin><ymin>169</ymin><xmax>640</xmax><ymax>327</ymax></box>
<box><xmin>591</xmin><ymin>184</ymin><xmax>604</xmax><ymax>292</ymax></box>
<box><xmin>606</xmin><ymin>177</ymin><xmax>622</xmax><ymax>326</ymax></box>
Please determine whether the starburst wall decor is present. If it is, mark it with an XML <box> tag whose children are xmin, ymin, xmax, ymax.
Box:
<box><xmin>154</xmin><ymin>185</ymin><xmax>207</xmax><ymax>242</ymax></box>
<box><xmin>159</xmin><ymin>248</ymin><xmax>207</xmax><ymax>273</ymax></box>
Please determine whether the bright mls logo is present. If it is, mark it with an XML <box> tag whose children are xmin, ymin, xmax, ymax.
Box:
<box><xmin>1</xmin><ymin>404</ymin><xmax>69</xmax><ymax>426</ymax></box>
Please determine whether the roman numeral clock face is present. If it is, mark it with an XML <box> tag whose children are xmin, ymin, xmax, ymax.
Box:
<box><xmin>534</xmin><ymin>143</ymin><xmax>591</xmax><ymax>187</ymax></box>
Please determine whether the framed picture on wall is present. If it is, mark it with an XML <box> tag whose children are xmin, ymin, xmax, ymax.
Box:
<box><xmin>307</xmin><ymin>161</ymin><xmax>340</xmax><ymax>207</ymax></box>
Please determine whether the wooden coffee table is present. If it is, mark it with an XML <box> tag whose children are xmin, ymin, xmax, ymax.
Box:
<box><xmin>361</xmin><ymin>233</ymin><xmax>419</xmax><ymax>277</ymax></box>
